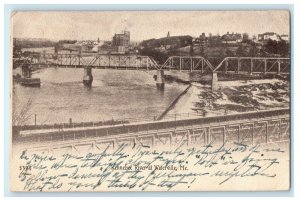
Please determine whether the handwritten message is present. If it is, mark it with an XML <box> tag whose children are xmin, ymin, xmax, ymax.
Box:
<box><xmin>14</xmin><ymin>141</ymin><xmax>289</xmax><ymax>192</ymax></box>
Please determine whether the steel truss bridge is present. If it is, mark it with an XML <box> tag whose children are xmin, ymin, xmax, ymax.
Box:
<box><xmin>214</xmin><ymin>57</ymin><xmax>290</xmax><ymax>75</ymax></box>
<box><xmin>161</xmin><ymin>56</ymin><xmax>214</xmax><ymax>72</ymax></box>
<box><xmin>14</xmin><ymin>109</ymin><xmax>290</xmax><ymax>155</ymax></box>
<box><xmin>14</xmin><ymin>53</ymin><xmax>159</xmax><ymax>70</ymax></box>
<box><xmin>14</xmin><ymin>53</ymin><xmax>290</xmax><ymax>75</ymax></box>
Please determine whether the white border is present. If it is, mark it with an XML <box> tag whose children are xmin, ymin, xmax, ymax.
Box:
<box><xmin>1</xmin><ymin>0</ymin><xmax>299</xmax><ymax>200</ymax></box>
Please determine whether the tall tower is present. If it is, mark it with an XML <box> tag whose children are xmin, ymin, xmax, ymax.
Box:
<box><xmin>167</xmin><ymin>31</ymin><xmax>170</xmax><ymax>38</ymax></box>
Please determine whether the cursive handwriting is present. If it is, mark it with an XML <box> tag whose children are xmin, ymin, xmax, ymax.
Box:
<box><xmin>15</xmin><ymin>141</ymin><xmax>287</xmax><ymax>191</ymax></box>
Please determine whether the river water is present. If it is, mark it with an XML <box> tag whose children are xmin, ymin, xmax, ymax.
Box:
<box><xmin>13</xmin><ymin>68</ymin><xmax>187</xmax><ymax>125</ymax></box>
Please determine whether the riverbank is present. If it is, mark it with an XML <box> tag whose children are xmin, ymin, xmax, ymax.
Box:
<box><xmin>164</xmin><ymin>78</ymin><xmax>290</xmax><ymax>118</ymax></box>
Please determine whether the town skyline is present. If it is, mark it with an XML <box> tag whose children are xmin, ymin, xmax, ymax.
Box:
<box><xmin>12</xmin><ymin>11</ymin><xmax>290</xmax><ymax>42</ymax></box>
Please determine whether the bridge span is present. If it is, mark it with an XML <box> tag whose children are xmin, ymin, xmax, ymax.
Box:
<box><xmin>14</xmin><ymin>53</ymin><xmax>290</xmax><ymax>88</ymax></box>
<box><xmin>214</xmin><ymin>57</ymin><xmax>290</xmax><ymax>75</ymax></box>
<box><xmin>14</xmin><ymin>109</ymin><xmax>290</xmax><ymax>155</ymax></box>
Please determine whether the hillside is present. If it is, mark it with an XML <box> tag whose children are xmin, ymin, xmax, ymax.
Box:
<box><xmin>138</xmin><ymin>36</ymin><xmax>192</xmax><ymax>64</ymax></box>
<box><xmin>139</xmin><ymin>36</ymin><xmax>193</xmax><ymax>50</ymax></box>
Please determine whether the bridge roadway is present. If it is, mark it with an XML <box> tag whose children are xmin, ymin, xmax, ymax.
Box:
<box><xmin>14</xmin><ymin>109</ymin><xmax>290</xmax><ymax>154</ymax></box>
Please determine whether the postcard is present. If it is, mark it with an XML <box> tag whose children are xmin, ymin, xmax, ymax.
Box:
<box><xmin>10</xmin><ymin>10</ymin><xmax>290</xmax><ymax>192</ymax></box>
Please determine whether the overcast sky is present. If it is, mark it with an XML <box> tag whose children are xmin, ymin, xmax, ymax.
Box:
<box><xmin>12</xmin><ymin>11</ymin><xmax>290</xmax><ymax>41</ymax></box>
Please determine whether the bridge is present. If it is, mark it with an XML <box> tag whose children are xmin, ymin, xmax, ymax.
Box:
<box><xmin>161</xmin><ymin>56</ymin><xmax>214</xmax><ymax>72</ymax></box>
<box><xmin>18</xmin><ymin>53</ymin><xmax>160</xmax><ymax>70</ymax></box>
<box><xmin>13</xmin><ymin>53</ymin><xmax>290</xmax><ymax>88</ymax></box>
<box><xmin>214</xmin><ymin>57</ymin><xmax>290</xmax><ymax>75</ymax></box>
<box><xmin>13</xmin><ymin>109</ymin><xmax>290</xmax><ymax>155</ymax></box>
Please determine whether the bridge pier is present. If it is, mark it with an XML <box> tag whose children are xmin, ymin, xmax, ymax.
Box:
<box><xmin>156</xmin><ymin>70</ymin><xmax>165</xmax><ymax>90</ymax></box>
<box><xmin>83</xmin><ymin>67</ymin><xmax>93</xmax><ymax>87</ymax></box>
<box><xmin>211</xmin><ymin>72</ymin><xmax>218</xmax><ymax>91</ymax></box>
<box><xmin>21</xmin><ymin>65</ymin><xmax>32</xmax><ymax>78</ymax></box>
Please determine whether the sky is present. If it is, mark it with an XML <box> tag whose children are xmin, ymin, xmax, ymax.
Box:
<box><xmin>12</xmin><ymin>11</ymin><xmax>290</xmax><ymax>41</ymax></box>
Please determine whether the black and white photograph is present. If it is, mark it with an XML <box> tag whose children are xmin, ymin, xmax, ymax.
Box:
<box><xmin>10</xmin><ymin>10</ymin><xmax>291</xmax><ymax>192</ymax></box>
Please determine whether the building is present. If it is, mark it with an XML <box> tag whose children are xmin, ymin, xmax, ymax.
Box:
<box><xmin>193</xmin><ymin>33</ymin><xmax>208</xmax><ymax>54</ymax></box>
<box><xmin>112</xmin><ymin>31</ymin><xmax>130</xmax><ymax>46</ymax></box>
<box><xmin>280</xmin><ymin>34</ymin><xmax>289</xmax><ymax>42</ymax></box>
<box><xmin>193</xmin><ymin>33</ymin><xmax>208</xmax><ymax>45</ymax></box>
<box><xmin>167</xmin><ymin>31</ymin><xmax>170</xmax><ymax>38</ymax></box>
<box><xmin>221</xmin><ymin>32</ymin><xmax>242</xmax><ymax>44</ymax></box>
<box><xmin>258</xmin><ymin>32</ymin><xmax>281</xmax><ymax>42</ymax></box>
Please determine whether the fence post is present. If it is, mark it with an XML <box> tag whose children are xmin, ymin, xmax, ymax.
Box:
<box><xmin>266</xmin><ymin>121</ymin><xmax>269</xmax><ymax>143</ymax></box>
<box><xmin>180</xmin><ymin>58</ymin><xmax>182</xmax><ymax>72</ymax></box>
<box><xmin>237</xmin><ymin>124</ymin><xmax>240</xmax><ymax>143</ymax></box>
<box><xmin>264</xmin><ymin>59</ymin><xmax>267</xmax><ymax>74</ymax></box>
<box><xmin>206</xmin><ymin>127</ymin><xmax>210</xmax><ymax>145</ymax></box>
<box><xmin>223</xmin><ymin>126</ymin><xmax>226</xmax><ymax>144</ymax></box>
<box><xmin>251</xmin><ymin>123</ymin><xmax>254</xmax><ymax>145</ymax></box>
<box><xmin>237</xmin><ymin>58</ymin><xmax>241</xmax><ymax>74</ymax></box>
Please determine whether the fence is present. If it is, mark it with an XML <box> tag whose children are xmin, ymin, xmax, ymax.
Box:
<box><xmin>14</xmin><ymin>109</ymin><xmax>290</xmax><ymax>149</ymax></box>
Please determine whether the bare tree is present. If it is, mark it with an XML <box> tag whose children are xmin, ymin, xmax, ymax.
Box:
<box><xmin>12</xmin><ymin>86</ymin><xmax>34</xmax><ymax>126</ymax></box>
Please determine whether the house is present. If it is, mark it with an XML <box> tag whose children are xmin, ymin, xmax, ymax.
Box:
<box><xmin>280</xmin><ymin>34</ymin><xmax>289</xmax><ymax>42</ymax></box>
<box><xmin>221</xmin><ymin>32</ymin><xmax>242</xmax><ymax>44</ymax></box>
<box><xmin>193</xmin><ymin>33</ymin><xmax>208</xmax><ymax>45</ymax></box>
<box><xmin>258</xmin><ymin>32</ymin><xmax>281</xmax><ymax>42</ymax></box>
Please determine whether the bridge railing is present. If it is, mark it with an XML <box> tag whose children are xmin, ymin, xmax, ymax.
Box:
<box><xmin>13</xmin><ymin>109</ymin><xmax>290</xmax><ymax>151</ymax></box>
<box><xmin>14</xmin><ymin>108</ymin><xmax>289</xmax><ymax>138</ymax></box>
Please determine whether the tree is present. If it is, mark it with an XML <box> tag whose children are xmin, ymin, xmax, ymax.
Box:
<box><xmin>242</xmin><ymin>33</ymin><xmax>249</xmax><ymax>42</ymax></box>
<box><xmin>225</xmin><ymin>48</ymin><xmax>234</xmax><ymax>57</ymax></box>
<box><xmin>12</xmin><ymin>88</ymin><xmax>34</xmax><ymax>126</ymax></box>
<box><xmin>208</xmin><ymin>33</ymin><xmax>213</xmax><ymax>46</ymax></box>
<box><xmin>190</xmin><ymin>43</ymin><xmax>194</xmax><ymax>56</ymax></box>
<box><xmin>236</xmin><ymin>44</ymin><xmax>245</xmax><ymax>56</ymax></box>
<box><xmin>277</xmin><ymin>40</ymin><xmax>289</xmax><ymax>57</ymax></box>
<box><xmin>139</xmin><ymin>47</ymin><xmax>168</xmax><ymax>64</ymax></box>
<box><xmin>264</xmin><ymin>39</ymin><xmax>277</xmax><ymax>54</ymax></box>
<box><xmin>263</xmin><ymin>39</ymin><xmax>289</xmax><ymax>56</ymax></box>
<box><xmin>249</xmin><ymin>45</ymin><xmax>259</xmax><ymax>57</ymax></box>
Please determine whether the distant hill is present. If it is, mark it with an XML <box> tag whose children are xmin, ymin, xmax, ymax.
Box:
<box><xmin>138</xmin><ymin>35</ymin><xmax>193</xmax><ymax>64</ymax></box>
<box><xmin>14</xmin><ymin>38</ymin><xmax>56</xmax><ymax>48</ymax></box>
<box><xmin>138</xmin><ymin>35</ymin><xmax>288</xmax><ymax>65</ymax></box>
<box><xmin>139</xmin><ymin>35</ymin><xmax>193</xmax><ymax>50</ymax></box>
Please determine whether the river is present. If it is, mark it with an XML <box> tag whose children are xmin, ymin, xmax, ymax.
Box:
<box><xmin>13</xmin><ymin>68</ymin><xmax>187</xmax><ymax>125</ymax></box>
